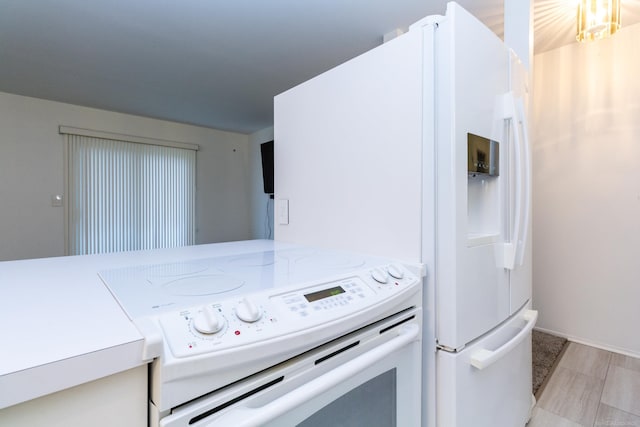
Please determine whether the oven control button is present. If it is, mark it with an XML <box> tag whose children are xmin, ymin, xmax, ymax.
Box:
<box><xmin>236</xmin><ymin>297</ymin><xmax>262</xmax><ymax>323</ymax></box>
<box><xmin>193</xmin><ymin>306</ymin><xmax>225</xmax><ymax>334</ymax></box>
<box><xmin>387</xmin><ymin>264</ymin><xmax>404</xmax><ymax>280</ymax></box>
<box><xmin>371</xmin><ymin>268</ymin><xmax>388</xmax><ymax>284</ymax></box>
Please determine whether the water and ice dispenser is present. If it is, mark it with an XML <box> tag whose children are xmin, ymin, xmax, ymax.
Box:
<box><xmin>467</xmin><ymin>133</ymin><xmax>501</xmax><ymax>246</ymax></box>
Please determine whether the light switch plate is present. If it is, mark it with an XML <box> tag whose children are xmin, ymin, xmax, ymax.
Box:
<box><xmin>277</xmin><ymin>199</ymin><xmax>289</xmax><ymax>225</ymax></box>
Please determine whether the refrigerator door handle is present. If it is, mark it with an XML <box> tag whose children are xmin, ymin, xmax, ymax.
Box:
<box><xmin>515</xmin><ymin>96</ymin><xmax>531</xmax><ymax>267</ymax></box>
<box><xmin>469</xmin><ymin>310</ymin><xmax>538</xmax><ymax>370</ymax></box>
<box><xmin>502</xmin><ymin>91</ymin><xmax>524</xmax><ymax>270</ymax></box>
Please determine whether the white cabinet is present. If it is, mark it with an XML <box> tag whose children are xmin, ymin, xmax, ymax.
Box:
<box><xmin>0</xmin><ymin>366</ymin><xmax>147</xmax><ymax>427</ymax></box>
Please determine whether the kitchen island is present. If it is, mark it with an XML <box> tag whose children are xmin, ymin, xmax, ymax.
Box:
<box><xmin>1</xmin><ymin>256</ymin><xmax>144</xmax><ymax>400</ymax></box>
<box><xmin>0</xmin><ymin>242</ymin><xmax>277</xmax><ymax>426</ymax></box>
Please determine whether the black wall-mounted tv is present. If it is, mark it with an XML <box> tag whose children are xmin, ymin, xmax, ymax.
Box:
<box><xmin>260</xmin><ymin>140</ymin><xmax>274</xmax><ymax>195</ymax></box>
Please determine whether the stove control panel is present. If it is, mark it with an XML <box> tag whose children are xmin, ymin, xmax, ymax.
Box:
<box><xmin>158</xmin><ymin>263</ymin><xmax>418</xmax><ymax>358</ymax></box>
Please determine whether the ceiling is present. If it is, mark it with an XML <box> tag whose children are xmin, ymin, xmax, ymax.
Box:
<box><xmin>1</xmin><ymin>0</ymin><xmax>639</xmax><ymax>134</ymax></box>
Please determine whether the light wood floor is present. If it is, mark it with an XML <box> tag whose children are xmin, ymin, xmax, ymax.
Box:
<box><xmin>527</xmin><ymin>342</ymin><xmax>640</xmax><ymax>426</ymax></box>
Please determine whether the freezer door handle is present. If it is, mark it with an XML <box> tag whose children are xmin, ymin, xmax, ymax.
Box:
<box><xmin>205</xmin><ymin>324</ymin><xmax>419</xmax><ymax>427</ymax></box>
<box><xmin>470</xmin><ymin>310</ymin><xmax>537</xmax><ymax>370</ymax></box>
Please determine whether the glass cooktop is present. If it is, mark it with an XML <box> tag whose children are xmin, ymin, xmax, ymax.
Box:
<box><xmin>99</xmin><ymin>243</ymin><xmax>388</xmax><ymax>319</ymax></box>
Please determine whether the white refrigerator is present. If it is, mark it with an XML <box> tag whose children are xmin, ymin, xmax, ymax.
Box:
<box><xmin>273</xmin><ymin>3</ymin><xmax>535</xmax><ymax>426</ymax></box>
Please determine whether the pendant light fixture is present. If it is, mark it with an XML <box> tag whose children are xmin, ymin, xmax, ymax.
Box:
<box><xmin>577</xmin><ymin>0</ymin><xmax>621</xmax><ymax>42</ymax></box>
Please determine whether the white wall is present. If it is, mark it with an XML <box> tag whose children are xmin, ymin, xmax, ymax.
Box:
<box><xmin>248</xmin><ymin>126</ymin><xmax>274</xmax><ymax>240</ymax></box>
<box><xmin>0</xmin><ymin>91</ymin><xmax>252</xmax><ymax>261</ymax></box>
<box><xmin>532</xmin><ymin>25</ymin><xmax>640</xmax><ymax>356</ymax></box>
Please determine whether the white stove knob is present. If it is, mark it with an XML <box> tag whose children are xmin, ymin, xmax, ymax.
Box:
<box><xmin>236</xmin><ymin>297</ymin><xmax>262</xmax><ymax>323</ymax></box>
<box><xmin>387</xmin><ymin>264</ymin><xmax>404</xmax><ymax>279</ymax></box>
<box><xmin>193</xmin><ymin>306</ymin><xmax>224</xmax><ymax>334</ymax></box>
<box><xmin>371</xmin><ymin>268</ymin><xmax>389</xmax><ymax>284</ymax></box>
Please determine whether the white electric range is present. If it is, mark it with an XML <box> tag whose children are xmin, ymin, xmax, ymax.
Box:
<box><xmin>99</xmin><ymin>240</ymin><xmax>424</xmax><ymax>427</ymax></box>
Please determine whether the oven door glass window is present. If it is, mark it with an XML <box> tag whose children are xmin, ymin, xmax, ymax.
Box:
<box><xmin>298</xmin><ymin>369</ymin><xmax>397</xmax><ymax>427</ymax></box>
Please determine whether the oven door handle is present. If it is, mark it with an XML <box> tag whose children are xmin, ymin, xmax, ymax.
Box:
<box><xmin>206</xmin><ymin>323</ymin><xmax>419</xmax><ymax>427</ymax></box>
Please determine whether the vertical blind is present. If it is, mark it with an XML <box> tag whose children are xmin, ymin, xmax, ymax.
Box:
<box><xmin>65</xmin><ymin>132</ymin><xmax>196</xmax><ymax>255</ymax></box>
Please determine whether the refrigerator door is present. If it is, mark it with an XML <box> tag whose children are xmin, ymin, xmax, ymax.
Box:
<box><xmin>431</xmin><ymin>3</ymin><xmax>512</xmax><ymax>350</ymax></box>
<box><xmin>436</xmin><ymin>305</ymin><xmax>536</xmax><ymax>427</ymax></box>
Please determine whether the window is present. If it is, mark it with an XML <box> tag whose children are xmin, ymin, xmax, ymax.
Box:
<box><xmin>62</xmin><ymin>127</ymin><xmax>197</xmax><ymax>255</ymax></box>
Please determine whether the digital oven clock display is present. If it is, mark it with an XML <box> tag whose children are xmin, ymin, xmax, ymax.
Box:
<box><xmin>304</xmin><ymin>286</ymin><xmax>346</xmax><ymax>302</ymax></box>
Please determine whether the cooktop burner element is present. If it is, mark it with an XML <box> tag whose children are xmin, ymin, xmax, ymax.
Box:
<box><xmin>225</xmin><ymin>251</ymin><xmax>277</xmax><ymax>267</ymax></box>
<box><xmin>160</xmin><ymin>274</ymin><xmax>245</xmax><ymax>297</ymax></box>
<box><xmin>294</xmin><ymin>253</ymin><xmax>366</xmax><ymax>269</ymax></box>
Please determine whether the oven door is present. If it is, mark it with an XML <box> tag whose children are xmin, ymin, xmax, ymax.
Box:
<box><xmin>159</xmin><ymin>311</ymin><xmax>421</xmax><ymax>427</ymax></box>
